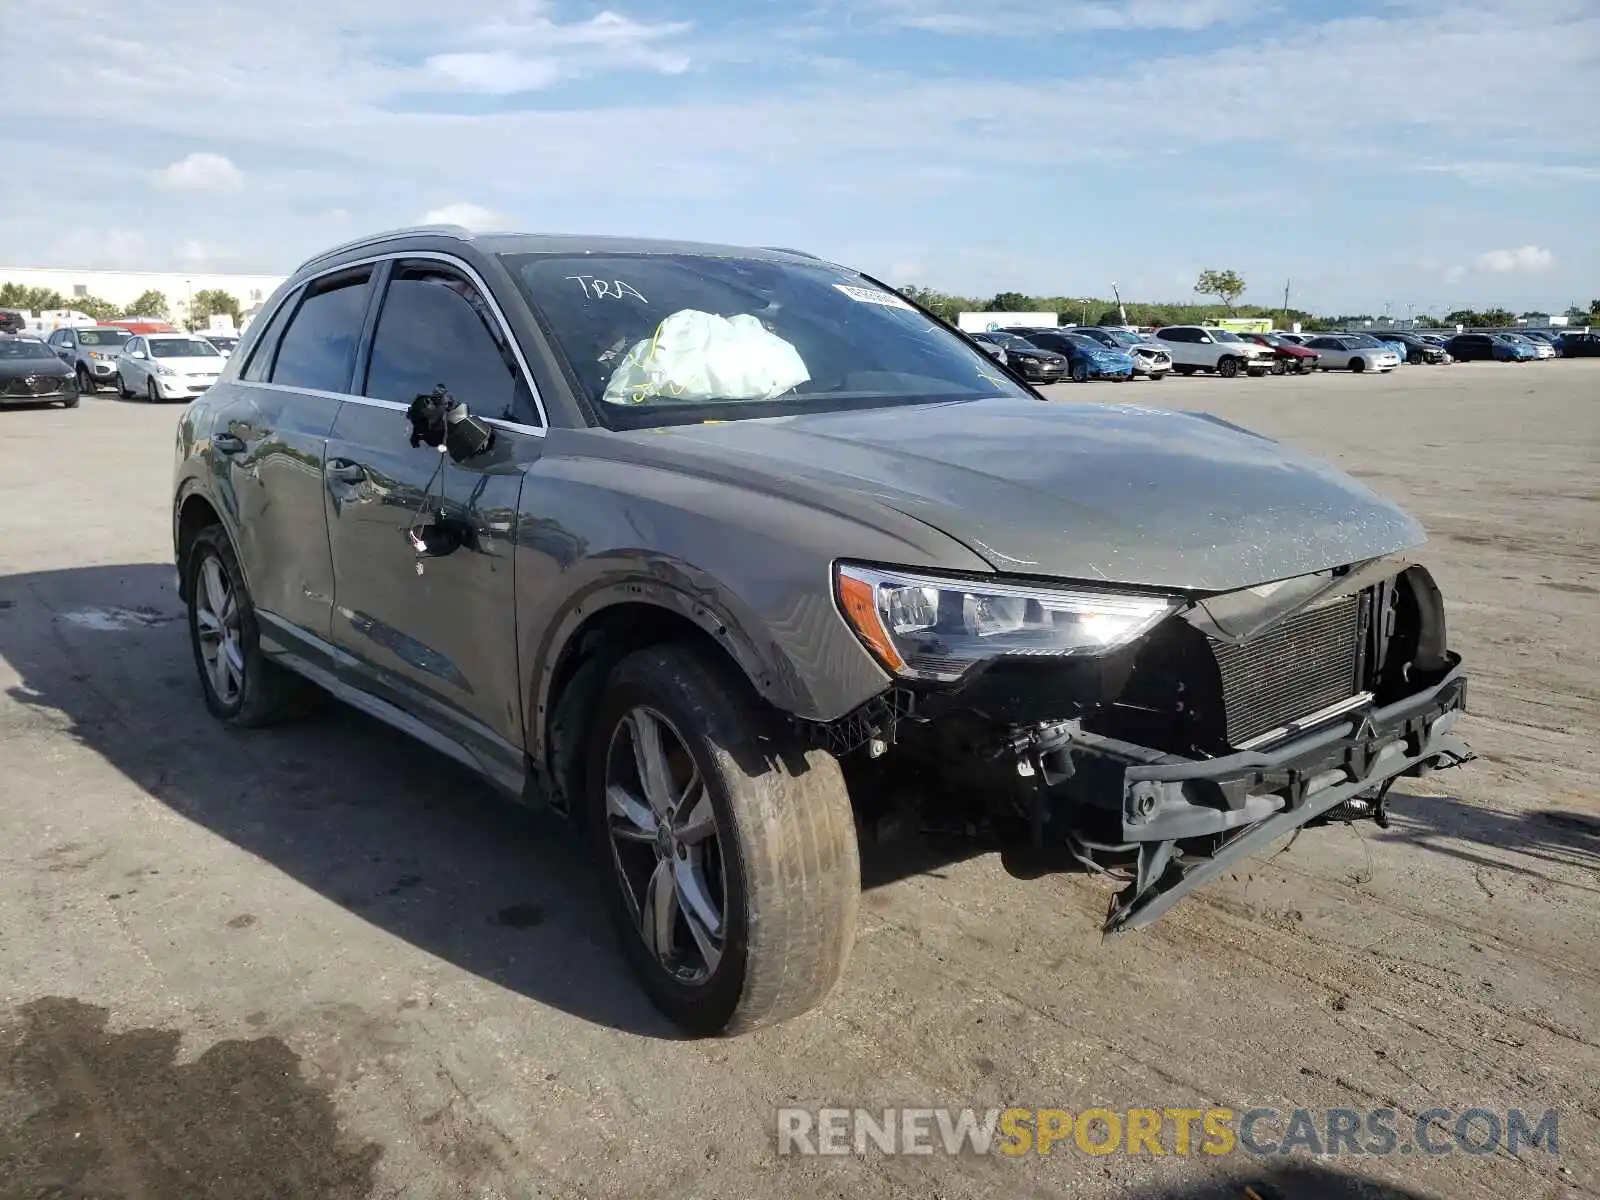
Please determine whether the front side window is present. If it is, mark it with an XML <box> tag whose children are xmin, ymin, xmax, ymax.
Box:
<box><xmin>364</xmin><ymin>264</ymin><xmax>525</xmax><ymax>422</ymax></box>
<box><xmin>500</xmin><ymin>252</ymin><xmax>1029</xmax><ymax>428</ymax></box>
<box><xmin>269</xmin><ymin>271</ymin><xmax>371</xmax><ymax>393</ymax></box>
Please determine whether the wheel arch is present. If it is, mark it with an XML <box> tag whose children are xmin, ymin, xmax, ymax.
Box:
<box><xmin>173</xmin><ymin>484</ymin><xmax>247</xmax><ymax>606</ymax></box>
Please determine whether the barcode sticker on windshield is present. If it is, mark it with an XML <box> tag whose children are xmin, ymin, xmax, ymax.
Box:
<box><xmin>834</xmin><ymin>284</ymin><xmax>915</xmax><ymax>310</ymax></box>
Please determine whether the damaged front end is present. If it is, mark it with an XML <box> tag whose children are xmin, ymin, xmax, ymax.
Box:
<box><xmin>822</xmin><ymin>555</ymin><xmax>1473</xmax><ymax>932</ymax></box>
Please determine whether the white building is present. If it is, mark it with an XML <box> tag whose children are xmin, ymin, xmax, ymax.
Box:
<box><xmin>0</xmin><ymin>266</ymin><xmax>286</xmax><ymax>329</ymax></box>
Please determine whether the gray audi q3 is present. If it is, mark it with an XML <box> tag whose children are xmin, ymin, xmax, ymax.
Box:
<box><xmin>172</xmin><ymin>225</ymin><xmax>1472</xmax><ymax>1035</ymax></box>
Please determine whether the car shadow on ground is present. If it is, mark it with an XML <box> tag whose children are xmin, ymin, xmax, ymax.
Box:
<box><xmin>1128</xmin><ymin>1162</ymin><xmax>1440</xmax><ymax>1199</ymax></box>
<box><xmin>0</xmin><ymin>562</ymin><xmax>997</xmax><ymax>1041</ymax></box>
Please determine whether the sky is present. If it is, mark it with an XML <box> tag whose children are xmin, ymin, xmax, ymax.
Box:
<box><xmin>1</xmin><ymin>0</ymin><xmax>1596</xmax><ymax>314</ymax></box>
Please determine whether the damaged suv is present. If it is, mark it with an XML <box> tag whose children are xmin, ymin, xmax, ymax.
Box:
<box><xmin>172</xmin><ymin>227</ymin><xmax>1471</xmax><ymax>1035</ymax></box>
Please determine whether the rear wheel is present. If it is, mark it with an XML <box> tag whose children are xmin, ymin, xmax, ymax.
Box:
<box><xmin>1217</xmin><ymin>356</ymin><xmax>1240</xmax><ymax>378</ymax></box>
<box><xmin>585</xmin><ymin>643</ymin><xmax>860</xmax><ymax>1036</ymax></box>
<box><xmin>185</xmin><ymin>525</ymin><xmax>319</xmax><ymax>726</ymax></box>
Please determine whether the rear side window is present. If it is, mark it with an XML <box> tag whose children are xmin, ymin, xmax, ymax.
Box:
<box><xmin>363</xmin><ymin>263</ymin><xmax>527</xmax><ymax>423</ymax></box>
<box><xmin>268</xmin><ymin>270</ymin><xmax>372</xmax><ymax>393</ymax></box>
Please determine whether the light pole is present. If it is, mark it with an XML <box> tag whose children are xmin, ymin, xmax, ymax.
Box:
<box><xmin>185</xmin><ymin>279</ymin><xmax>193</xmax><ymax>330</ymax></box>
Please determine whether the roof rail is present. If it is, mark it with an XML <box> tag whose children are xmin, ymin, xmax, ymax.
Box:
<box><xmin>294</xmin><ymin>224</ymin><xmax>475</xmax><ymax>274</ymax></box>
<box><xmin>763</xmin><ymin>246</ymin><xmax>821</xmax><ymax>260</ymax></box>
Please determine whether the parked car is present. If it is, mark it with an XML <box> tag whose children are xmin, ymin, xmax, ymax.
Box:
<box><xmin>1371</xmin><ymin>331</ymin><xmax>1448</xmax><ymax>365</ymax></box>
<box><xmin>1271</xmin><ymin>332</ymin><xmax>1312</xmax><ymax>345</ymax></box>
<box><xmin>969</xmin><ymin>331</ymin><xmax>1068</xmax><ymax>384</ymax></box>
<box><xmin>1301</xmin><ymin>335</ymin><xmax>1401</xmax><ymax>373</ymax></box>
<box><xmin>44</xmin><ymin>324</ymin><xmax>132</xmax><ymax>393</ymax></box>
<box><xmin>115</xmin><ymin>332</ymin><xmax>227</xmax><ymax>401</ymax></box>
<box><xmin>205</xmin><ymin>333</ymin><xmax>241</xmax><ymax>357</ymax></box>
<box><xmin>0</xmin><ymin>308</ymin><xmax>27</xmax><ymax>334</ymax></box>
<box><xmin>1152</xmin><ymin>326</ymin><xmax>1272</xmax><ymax>377</ymax></box>
<box><xmin>1006</xmin><ymin>328</ymin><xmax>1136</xmax><ymax>381</ymax></box>
<box><xmin>1555</xmin><ymin>331</ymin><xmax>1600</xmax><ymax>357</ymax></box>
<box><xmin>1500</xmin><ymin>332</ymin><xmax>1554</xmax><ymax>360</ymax></box>
<box><xmin>1237</xmin><ymin>331</ymin><xmax>1320</xmax><ymax>374</ymax></box>
<box><xmin>0</xmin><ymin>334</ymin><xmax>79</xmax><ymax>408</ymax></box>
<box><xmin>171</xmin><ymin>227</ymin><xmax>1473</xmax><ymax>1035</ymax></box>
<box><xmin>1373</xmin><ymin>336</ymin><xmax>1411</xmax><ymax>363</ymax></box>
<box><xmin>108</xmin><ymin>317</ymin><xmax>180</xmax><ymax>335</ymax></box>
<box><xmin>1443</xmin><ymin>333</ymin><xmax>1524</xmax><ymax>362</ymax></box>
<box><xmin>1068</xmin><ymin>326</ymin><xmax>1173</xmax><ymax>379</ymax></box>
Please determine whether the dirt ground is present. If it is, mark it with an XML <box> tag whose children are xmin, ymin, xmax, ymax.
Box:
<box><xmin>0</xmin><ymin>360</ymin><xmax>1595</xmax><ymax>1200</ymax></box>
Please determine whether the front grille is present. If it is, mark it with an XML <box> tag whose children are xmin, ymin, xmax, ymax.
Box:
<box><xmin>1209</xmin><ymin>592</ymin><xmax>1363</xmax><ymax>746</ymax></box>
<box><xmin>4</xmin><ymin>376</ymin><xmax>66</xmax><ymax>397</ymax></box>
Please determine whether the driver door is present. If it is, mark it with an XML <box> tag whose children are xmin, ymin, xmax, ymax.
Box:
<box><xmin>322</xmin><ymin>258</ymin><xmax>541</xmax><ymax>789</ymax></box>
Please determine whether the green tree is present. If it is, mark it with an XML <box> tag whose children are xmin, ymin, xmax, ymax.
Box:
<box><xmin>1478</xmin><ymin>308</ymin><xmax>1514</xmax><ymax>327</ymax></box>
<box><xmin>986</xmin><ymin>291</ymin><xmax>1035</xmax><ymax>312</ymax></box>
<box><xmin>0</xmin><ymin>282</ymin><xmax>68</xmax><ymax>312</ymax></box>
<box><xmin>74</xmin><ymin>296</ymin><xmax>121</xmax><ymax>322</ymax></box>
<box><xmin>1193</xmin><ymin>269</ymin><xmax>1246</xmax><ymax>314</ymax></box>
<box><xmin>124</xmin><ymin>290</ymin><xmax>171</xmax><ymax>320</ymax></box>
<box><xmin>187</xmin><ymin>288</ymin><xmax>242</xmax><ymax>329</ymax></box>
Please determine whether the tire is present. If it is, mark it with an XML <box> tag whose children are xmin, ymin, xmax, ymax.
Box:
<box><xmin>75</xmin><ymin>365</ymin><xmax>96</xmax><ymax>395</ymax></box>
<box><xmin>1217</xmin><ymin>356</ymin><xmax>1240</xmax><ymax>378</ymax></box>
<box><xmin>1349</xmin><ymin>357</ymin><xmax>1366</xmax><ymax>373</ymax></box>
<box><xmin>184</xmin><ymin>525</ymin><xmax>319</xmax><ymax>726</ymax></box>
<box><xmin>1271</xmin><ymin>359</ymin><xmax>1287</xmax><ymax>376</ymax></box>
<box><xmin>584</xmin><ymin>643</ymin><xmax>860</xmax><ymax>1036</ymax></box>
<box><xmin>116</xmin><ymin>373</ymin><xmax>131</xmax><ymax>399</ymax></box>
<box><xmin>147</xmin><ymin>377</ymin><xmax>161</xmax><ymax>403</ymax></box>
<box><xmin>1174</xmin><ymin>364</ymin><xmax>1197</xmax><ymax>376</ymax></box>
<box><xmin>59</xmin><ymin>394</ymin><xmax>79</xmax><ymax>409</ymax></box>
<box><xmin>1148</xmin><ymin>371</ymin><xmax>1165</xmax><ymax>380</ymax></box>
<box><xmin>1070</xmin><ymin>360</ymin><xmax>1090</xmax><ymax>383</ymax></box>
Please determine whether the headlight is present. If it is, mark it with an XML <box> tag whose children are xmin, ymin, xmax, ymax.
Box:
<box><xmin>835</xmin><ymin>564</ymin><xmax>1177</xmax><ymax>682</ymax></box>
<box><xmin>155</xmin><ymin>364</ymin><xmax>176</xmax><ymax>376</ymax></box>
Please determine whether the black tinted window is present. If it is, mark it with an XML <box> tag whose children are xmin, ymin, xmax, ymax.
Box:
<box><xmin>269</xmin><ymin>272</ymin><xmax>371</xmax><ymax>392</ymax></box>
<box><xmin>241</xmin><ymin>288</ymin><xmax>301</xmax><ymax>382</ymax></box>
<box><xmin>364</xmin><ymin>266</ymin><xmax>524</xmax><ymax>421</ymax></box>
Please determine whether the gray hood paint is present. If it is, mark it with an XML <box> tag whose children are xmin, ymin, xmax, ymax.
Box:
<box><xmin>647</xmin><ymin>399</ymin><xmax>1425</xmax><ymax>593</ymax></box>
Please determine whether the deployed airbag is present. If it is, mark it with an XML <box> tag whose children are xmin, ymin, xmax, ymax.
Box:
<box><xmin>602</xmin><ymin>309</ymin><xmax>810</xmax><ymax>406</ymax></box>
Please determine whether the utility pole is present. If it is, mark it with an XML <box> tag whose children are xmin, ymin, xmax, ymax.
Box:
<box><xmin>1112</xmin><ymin>281</ymin><xmax>1127</xmax><ymax>326</ymax></box>
<box><xmin>1281</xmin><ymin>278</ymin><xmax>1291</xmax><ymax>323</ymax></box>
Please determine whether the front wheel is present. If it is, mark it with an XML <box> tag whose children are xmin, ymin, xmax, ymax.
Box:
<box><xmin>1070</xmin><ymin>360</ymin><xmax>1090</xmax><ymax>383</ymax></box>
<box><xmin>1217</xmin><ymin>356</ymin><xmax>1240</xmax><ymax>378</ymax></box>
<box><xmin>586</xmin><ymin>643</ymin><xmax>860</xmax><ymax>1036</ymax></box>
<box><xmin>1271</xmin><ymin>359</ymin><xmax>1287</xmax><ymax>376</ymax></box>
<box><xmin>1349</xmin><ymin>357</ymin><xmax>1366</xmax><ymax>373</ymax></box>
<box><xmin>116</xmin><ymin>373</ymin><xmax>132</xmax><ymax>399</ymax></box>
<box><xmin>185</xmin><ymin>525</ymin><xmax>319</xmax><ymax>726</ymax></box>
<box><xmin>75</xmin><ymin>365</ymin><xmax>96</xmax><ymax>395</ymax></box>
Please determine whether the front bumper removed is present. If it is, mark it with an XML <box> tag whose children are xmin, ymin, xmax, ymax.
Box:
<box><xmin>1024</xmin><ymin>663</ymin><xmax>1471</xmax><ymax>933</ymax></box>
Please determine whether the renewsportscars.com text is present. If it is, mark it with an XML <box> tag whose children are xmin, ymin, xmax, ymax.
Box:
<box><xmin>775</xmin><ymin>1106</ymin><xmax>1559</xmax><ymax>1158</ymax></box>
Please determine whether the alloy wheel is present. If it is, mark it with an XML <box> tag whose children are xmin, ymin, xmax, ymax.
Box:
<box><xmin>603</xmin><ymin>706</ymin><xmax>727</xmax><ymax>985</ymax></box>
<box><xmin>194</xmin><ymin>552</ymin><xmax>244</xmax><ymax>707</ymax></box>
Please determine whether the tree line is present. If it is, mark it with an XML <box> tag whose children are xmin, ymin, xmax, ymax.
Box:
<box><xmin>896</xmin><ymin>270</ymin><xmax>1599</xmax><ymax>331</ymax></box>
<box><xmin>0</xmin><ymin>282</ymin><xmax>244</xmax><ymax>329</ymax></box>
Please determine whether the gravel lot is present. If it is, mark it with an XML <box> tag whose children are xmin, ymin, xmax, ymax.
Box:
<box><xmin>1</xmin><ymin>361</ymin><xmax>1596</xmax><ymax>1200</ymax></box>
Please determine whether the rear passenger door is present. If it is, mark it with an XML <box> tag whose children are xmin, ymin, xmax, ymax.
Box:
<box><xmin>321</xmin><ymin>257</ymin><xmax>539</xmax><ymax>787</ymax></box>
<box><xmin>220</xmin><ymin>267</ymin><xmax>374</xmax><ymax>644</ymax></box>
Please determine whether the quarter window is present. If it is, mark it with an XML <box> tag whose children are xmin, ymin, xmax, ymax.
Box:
<box><xmin>240</xmin><ymin>287</ymin><xmax>302</xmax><ymax>382</ymax></box>
<box><xmin>268</xmin><ymin>270</ymin><xmax>372</xmax><ymax>393</ymax></box>
<box><xmin>363</xmin><ymin>263</ymin><xmax>526</xmax><ymax>422</ymax></box>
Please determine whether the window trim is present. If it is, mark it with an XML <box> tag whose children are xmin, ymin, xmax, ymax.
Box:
<box><xmin>235</xmin><ymin>249</ymin><xmax>548</xmax><ymax>436</ymax></box>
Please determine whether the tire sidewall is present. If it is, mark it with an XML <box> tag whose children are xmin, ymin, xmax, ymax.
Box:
<box><xmin>583</xmin><ymin>667</ymin><xmax>753</xmax><ymax>1031</ymax></box>
<box><xmin>1218</xmin><ymin>356</ymin><xmax>1239</xmax><ymax>378</ymax></box>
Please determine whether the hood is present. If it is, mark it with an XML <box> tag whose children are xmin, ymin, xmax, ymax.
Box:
<box><xmin>0</xmin><ymin>357</ymin><xmax>70</xmax><ymax>380</ymax></box>
<box><xmin>157</xmin><ymin>355</ymin><xmax>224</xmax><ymax>374</ymax></box>
<box><xmin>1129</xmin><ymin>342</ymin><xmax>1169</xmax><ymax>355</ymax></box>
<box><xmin>648</xmin><ymin>399</ymin><xmax>1425</xmax><ymax>592</ymax></box>
<box><xmin>1009</xmin><ymin>346</ymin><xmax>1064</xmax><ymax>362</ymax></box>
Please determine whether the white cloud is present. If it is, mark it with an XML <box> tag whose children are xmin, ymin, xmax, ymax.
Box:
<box><xmin>155</xmin><ymin>152</ymin><xmax>244</xmax><ymax>193</ymax></box>
<box><xmin>876</xmin><ymin>0</ymin><xmax>1259</xmax><ymax>34</ymax></box>
<box><xmin>424</xmin><ymin>5</ymin><xmax>691</xmax><ymax>93</ymax></box>
<box><xmin>1475</xmin><ymin>245</ymin><xmax>1555</xmax><ymax>273</ymax></box>
<box><xmin>418</xmin><ymin>202</ymin><xmax>508</xmax><ymax>230</ymax></box>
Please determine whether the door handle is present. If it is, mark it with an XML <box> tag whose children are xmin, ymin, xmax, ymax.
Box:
<box><xmin>213</xmin><ymin>433</ymin><xmax>246</xmax><ymax>455</ymax></box>
<box><xmin>325</xmin><ymin>458</ymin><xmax>366</xmax><ymax>484</ymax></box>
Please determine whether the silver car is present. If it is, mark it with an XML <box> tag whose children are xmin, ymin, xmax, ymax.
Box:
<box><xmin>1302</xmin><ymin>334</ymin><xmax>1401</xmax><ymax>373</ymax></box>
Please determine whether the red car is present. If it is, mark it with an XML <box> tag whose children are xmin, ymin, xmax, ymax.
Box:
<box><xmin>1239</xmin><ymin>332</ymin><xmax>1319</xmax><ymax>374</ymax></box>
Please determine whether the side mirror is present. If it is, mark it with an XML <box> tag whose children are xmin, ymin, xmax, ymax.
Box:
<box><xmin>132</xmin><ymin>351</ymin><xmax>147</xmax><ymax>360</ymax></box>
<box><xmin>1198</xmin><ymin>336</ymin><xmax>1213</xmax><ymax>344</ymax></box>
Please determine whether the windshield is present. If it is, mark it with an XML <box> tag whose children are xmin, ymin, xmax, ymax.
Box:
<box><xmin>984</xmin><ymin>331</ymin><xmax>1035</xmax><ymax>351</ymax></box>
<box><xmin>149</xmin><ymin>337</ymin><xmax>221</xmax><ymax>358</ymax></box>
<box><xmin>76</xmin><ymin>329</ymin><xmax>130</xmax><ymax>347</ymax></box>
<box><xmin>501</xmin><ymin>253</ymin><xmax>1030</xmax><ymax>427</ymax></box>
<box><xmin>208</xmin><ymin>335</ymin><xmax>238</xmax><ymax>348</ymax></box>
<box><xmin>1344</xmin><ymin>334</ymin><xmax>1382</xmax><ymax>347</ymax></box>
<box><xmin>1099</xmin><ymin>328</ymin><xmax>1142</xmax><ymax>346</ymax></box>
<box><xmin>0</xmin><ymin>339</ymin><xmax>55</xmax><ymax>360</ymax></box>
<box><xmin>1208</xmin><ymin>329</ymin><xmax>1243</xmax><ymax>342</ymax></box>
<box><xmin>1063</xmin><ymin>332</ymin><xmax>1107</xmax><ymax>350</ymax></box>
